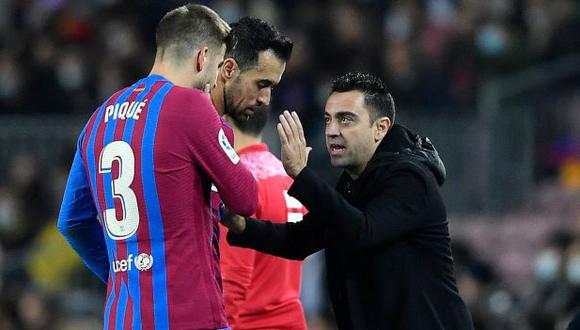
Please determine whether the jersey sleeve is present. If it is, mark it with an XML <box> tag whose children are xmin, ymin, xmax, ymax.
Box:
<box><xmin>57</xmin><ymin>131</ymin><xmax>109</xmax><ymax>283</ymax></box>
<box><xmin>170</xmin><ymin>88</ymin><xmax>257</xmax><ymax>216</ymax></box>
<box><xmin>227</xmin><ymin>212</ymin><xmax>325</xmax><ymax>261</ymax></box>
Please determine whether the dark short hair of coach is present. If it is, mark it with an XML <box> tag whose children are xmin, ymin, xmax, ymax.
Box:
<box><xmin>223</xmin><ymin>72</ymin><xmax>474</xmax><ymax>329</ymax></box>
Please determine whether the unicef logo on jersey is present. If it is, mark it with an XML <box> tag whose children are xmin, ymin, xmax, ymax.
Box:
<box><xmin>135</xmin><ymin>253</ymin><xmax>153</xmax><ymax>271</ymax></box>
<box><xmin>112</xmin><ymin>253</ymin><xmax>153</xmax><ymax>273</ymax></box>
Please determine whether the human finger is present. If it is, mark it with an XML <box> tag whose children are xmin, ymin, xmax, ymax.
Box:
<box><xmin>282</xmin><ymin>110</ymin><xmax>301</xmax><ymax>143</ymax></box>
<box><xmin>279</xmin><ymin>112</ymin><xmax>295</xmax><ymax>142</ymax></box>
<box><xmin>291</xmin><ymin>111</ymin><xmax>306</xmax><ymax>145</ymax></box>
<box><xmin>277</xmin><ymin>123</ymin><xmax>289</xmax><ymax>146</ymax></box>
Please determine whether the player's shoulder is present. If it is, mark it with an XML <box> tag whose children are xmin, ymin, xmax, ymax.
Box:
<box><xmin>79</xmin><ymin>86</ymin><xmax>130</xmax><ymax>147</ymax></box>
<box><xmin>166</xmin><ymin>85</ymin><xmax>211</xmax><ymax>105</ymax></box>
<box><xmin>163</xmin><ymin>86</ymin><xmax>218</xmax><ymax>120</ymax></box>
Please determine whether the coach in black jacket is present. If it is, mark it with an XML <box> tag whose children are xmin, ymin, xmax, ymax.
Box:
<box><xmin>224</xmin><ymin>72</ymin><xmax>473</xmax><ymax>329</ymax></box>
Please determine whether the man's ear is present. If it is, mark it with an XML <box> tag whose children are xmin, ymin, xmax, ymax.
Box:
<box><xmin>195</xmin><ymin>47</ymin><xmax>209</xmax><ymax>72</ymax></box>
<box><xmin>220</xmin><ymin>58</ymin><xmax>239</xmax><ymax>81</ymax></box>
<box><xmin>374</xmin><ymin>116</ymin><xmax>391</xmax><ymax>142</ymax></box>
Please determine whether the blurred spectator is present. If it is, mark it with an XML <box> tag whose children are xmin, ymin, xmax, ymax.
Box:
<box><xmin>25</xmin><ymin>34</ymin><xmax>73</xmax><ymax>113</ymax></box>
<box><xmin>454</xmin><ymin>240</ymin><xmax>515</xmax><ymax>330</ymax></box>
<box><xmin>523</xmin><ymin>230</ymin><xmax>578</xmax><ymax>329</ymax></box>
<box><xmin>0</xmin><ymin>0</ymin><xmax>578</xmax><ymax>136</ymax></box>
<box><xmin>0</xmin><ymin>52</ymin><xmax>24</xmax><ymax>113</ymax></box>
<box><xmin>16</xmin><ymin>288</ymin><xmax>58</xmax><ymax>330</ymax></box>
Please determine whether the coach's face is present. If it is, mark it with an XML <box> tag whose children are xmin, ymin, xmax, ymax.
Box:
<box><xmin>225</xmin><ymin>50</ymin><xmax>285</xmax><ymax>121</ymax></box>
<box><xmin>325</xmin><ymin>91</ymin><xmax>387</xmax><ymax>178</ymax></box>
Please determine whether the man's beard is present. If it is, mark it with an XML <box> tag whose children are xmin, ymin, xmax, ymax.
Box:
<box><xmin>224</xmin><ymin>85</ymin><xmax>251</xmax><ymax>122</ymax></box>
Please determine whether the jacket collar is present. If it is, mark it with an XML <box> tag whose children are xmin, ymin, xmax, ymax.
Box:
<box><xmin>340</xmin><ymin>124</ymin><xmax>446</xmax><ymax>187</ymax></box>
<box><xmin>375</xmin><ymin>124</ymin><xmax>416</xmax><ymax>154</ymax></box>
<box><xmin>336</xmin><ymin>124</ymin><xmax>412</xmax><ymax>189</ymax></box>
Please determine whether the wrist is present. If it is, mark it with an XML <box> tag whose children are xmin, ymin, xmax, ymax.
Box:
<box><xmin>291</xmin><ymin>166</ymin><xmax>306</xmax><ymax>178</ymax></box>
<box><xmin>231</xmin><ymin>216</ymin><xmax>247</xmax><ymax>235</ymax></box>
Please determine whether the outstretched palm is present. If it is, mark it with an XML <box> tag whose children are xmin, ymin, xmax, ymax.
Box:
<box><xmin>277</xmin><ymin>111</ymin><xmax>311</xmax><ymax>178</ymax></box>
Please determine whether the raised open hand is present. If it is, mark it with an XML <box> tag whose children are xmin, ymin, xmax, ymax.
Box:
<box><xmin>277</xmin><ymin>111</ymin><xmax>311</xmax><ymax>178</ymax></box>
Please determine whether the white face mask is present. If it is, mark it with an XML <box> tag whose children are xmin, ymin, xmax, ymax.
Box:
<box><xmin>0</xmin><ymin>62</ymin><xmax>20</xmax><ymax>99</ymax></box>
<box><xmin>534</xmin><ymin>250</ymin><xmax>561</xmax><ymax>282</ymax></box>
<box><xmin>476</xmin><ymin>24</ymin><xmax>507</xmax><ymax>57</ymax></box>
<box><xmin>57</xmin><ymin>55</ymin><xmax>86</xmax><ymax>91</ymax></box>
<box><xmin>567</xmin><ymin>255</ymin><xmax>580</xmax><ymax>285</ymax></box>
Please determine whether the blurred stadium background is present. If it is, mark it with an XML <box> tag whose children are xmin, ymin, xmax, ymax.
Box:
<box><xmin>0</xmin><ymin>0</ymin><xmax>579</xmax><ymax>329</ymax></box>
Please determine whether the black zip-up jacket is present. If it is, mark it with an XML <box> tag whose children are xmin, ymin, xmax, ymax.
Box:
<box><xmin>228</xmin><ymin>124</ymin><xmax>474</xmax><ymax>329</ymax></box>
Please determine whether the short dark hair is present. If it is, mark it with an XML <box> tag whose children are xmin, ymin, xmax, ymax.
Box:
<box><xmin>234</xmin><ymin>106</ymin><xmax>269</xmax><ymax>137</ymax></box>
<box><xmin>225</xmin><ymin>17</ymin><xmax>293</xmax><ymax>71</ymax></box>
<box><xmin>155</xmin><ymin>4</ymin><xmax>230</xmax><ymax>62</ymax></box>
<box><xmin>331</xmin><ymin>72</ymin><xmax>396</xmax><ymax>124</ymax></box>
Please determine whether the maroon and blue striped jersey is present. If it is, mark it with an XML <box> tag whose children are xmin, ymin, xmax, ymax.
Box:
<box><xmin>58</xmin><ymin>74</ymin><xmax>258</xmax><ymax>330</ymax></box>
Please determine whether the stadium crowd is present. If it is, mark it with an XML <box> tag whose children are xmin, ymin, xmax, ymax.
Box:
<box><xmin>0</xmin><ymin>0</ymin><xmax>579</xmax><ymax>329</ymax></box>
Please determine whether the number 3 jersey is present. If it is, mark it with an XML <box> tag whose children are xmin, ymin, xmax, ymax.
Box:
<box><xmin>58</xmin><ymin>74</ymin><xmax>258</xmax><ymax>330</ymax></box>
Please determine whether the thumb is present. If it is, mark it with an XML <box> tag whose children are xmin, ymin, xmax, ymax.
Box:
<box><xmin>305</xmin><ymin>146</ymin><xmax>312</xmax><ymax>161</ymax></box>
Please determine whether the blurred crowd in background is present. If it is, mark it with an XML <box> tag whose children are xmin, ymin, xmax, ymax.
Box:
<box><xmin>0</xmin><ymin>0</ymin><xmax>579</xmax><ymax>329</ymax></box>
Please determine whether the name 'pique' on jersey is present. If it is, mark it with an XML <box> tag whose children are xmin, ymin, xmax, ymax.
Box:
<box><xmin>58</xmin><ymin>74</ymin><xmax>258</xmax><ymax>330</ymax></box>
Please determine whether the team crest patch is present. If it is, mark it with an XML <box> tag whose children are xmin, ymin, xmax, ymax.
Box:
<box><xmin>218</xmin><ymin>128</ymin><xmax>240</xmax><ymax>164</ymax></box>
<box><xmin>135</xmin><ymin>253</ymin><xmax>153</xmax><ymax>271</ymax></box>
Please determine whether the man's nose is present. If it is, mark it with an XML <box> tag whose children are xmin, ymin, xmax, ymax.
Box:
<box><xmin>325</xmin><ymin>120</ymin><xmax>340</xmax><ymax>137</ymax></box>
<box><xmin>257</xmin><ymin>88</ymin><xmax>271</xmax><ymax>106</ymax></box>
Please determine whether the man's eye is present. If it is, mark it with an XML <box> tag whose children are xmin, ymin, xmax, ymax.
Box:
<box><xmin>341</xmin><ymin>116</ymin><xmax>353</xmax><ymax>123</ymax></box>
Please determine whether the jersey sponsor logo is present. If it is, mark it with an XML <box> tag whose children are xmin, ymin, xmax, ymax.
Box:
<box><xmin>218</xmin><ymin>128</ymin><xmax>240</xmax><ymax>164</ymax></box>
<box><xmin>113</xmin><ymin>253</ymin><xmax>154</xmax><ymax>273</ymax></box>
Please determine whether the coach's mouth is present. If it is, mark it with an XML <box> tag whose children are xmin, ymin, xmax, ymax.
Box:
<box><xmin>329</xmin><ymin>143</ymin><xmax>346</xmax><ymax>156</ymax></box>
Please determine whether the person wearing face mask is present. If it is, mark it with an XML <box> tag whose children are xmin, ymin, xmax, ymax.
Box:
<box><xmin>526</xmin><ymin>231</ymin><xmax>576</xmax><ymax>329</ymax></box>
<box><xmin>222</xmin><ymin>72</ymin><xmax>474</xmax><ymax>329</ymax></box>
<box><xmin>564</xmin><ymin>240</ymin><xmax>580</xmax><ymax>329</ymax></box>
<box><xmin>534</xmin><ymin>246</ymin><xmax>564</xmax><ymax>283</ymax></box>
<box><xmin>566</xmin><ymin>241</ymin><xmax>580</xmax><ymax>287</ymax></box>
<box><xmin>532</xmin><ymin>231</ymin><xmax>575</xmax><ymax>285</ymax></box>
